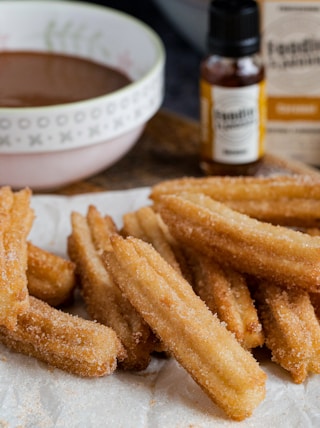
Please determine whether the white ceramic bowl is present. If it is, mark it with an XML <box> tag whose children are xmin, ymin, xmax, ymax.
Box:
<box><xmin>0</xmin><ymin>0</ymin><xmax>165</xmax><ymax>190</ymax></box>
<box><xmin>153</xmin><ymin>0</ymin><xmax>209</xmax><ymax>53</ymax></box>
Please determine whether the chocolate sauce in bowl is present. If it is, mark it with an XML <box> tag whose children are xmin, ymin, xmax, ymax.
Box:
<box><xmin>0</xmin><ymin>51</ymin><xmax>131</xmax><ymax>107</ymax></box>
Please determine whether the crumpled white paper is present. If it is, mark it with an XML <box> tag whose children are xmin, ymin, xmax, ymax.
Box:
<box><xmin>0</xmin><ymin>187</ymin><xmax>319</xmax><ymax>428</ymax></box>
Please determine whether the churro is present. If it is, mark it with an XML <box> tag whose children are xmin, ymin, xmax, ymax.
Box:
<box><xmin>0</xmin><ymin>296</ymin><xmax>124</xmax><ymax>377</ymax></box>
<box><xmin>255</xmin><ymin>283</ymin><xmax>320</xmax><ymax>383</ymax></box>
<box><xmin>154</xmin><ymin>192</ymin><xmax>320</xmax><ymax>292</ymax></box>
<box><xmin>68</xmin><ymin>206</ymin><xmax>155</xmax><ymax>371</ymax></box>
<box><xmin>151</xmin><ymin>175</ymin><xmax>320</xmax><ymax>227</ymax></box>
<box><xmin>122</xmin><ymin>206</ymin><xmax>183</xmax><ymax>275</ymax></box>
<box><xmin>27</xmin><ymin>242</ymin><xmax>76</xmax><ymax>306</ymax></box>
<box><xmin>0</xmin><ymin>187</ymin><xmax>34</xmax><ymax>329</ymax></box>
<box><xmin>187</xmin><ymin>250</ymin><xmax>264</xmax><ymax>349</ymax></box>
<box><xmin>151</xmin><ymin>174</ymin><xmax>320</xmax><ymax>200</ymax></box>
<box><xmin>103</xmin><ymin>235</ymin><xmax>266</xmax><ymax>421</ymax></box>
<box><xmin>122</xmin><ymin>206</ymin><xmax>191</xmax><ymax>353</ymax></box>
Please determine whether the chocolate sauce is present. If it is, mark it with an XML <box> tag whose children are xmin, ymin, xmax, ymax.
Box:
<box><xmin>0</xmin><ymin>51</ymin><xmax>131</xmax><ymax>107</ymax></box>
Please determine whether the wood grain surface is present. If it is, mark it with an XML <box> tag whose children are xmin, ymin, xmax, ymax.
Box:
<box><xmin>45</xmin><ymin>109</ymin><xmax>320</xmax><ymax>196</ymax></box>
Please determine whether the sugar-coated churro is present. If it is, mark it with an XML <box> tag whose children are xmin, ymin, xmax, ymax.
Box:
<box><xmin>150</xmin><ymin>174</ymin><xmax>320</xmax><ymax>200</ymax></box>
<box><xmin>255</xmin><ymin>283</ymin><xmax>320</xmax><ymax>383</ymax></box>
<box><xmin>0</xmin><ymin>187</ymin><xmax>34</xmax><ymax>329</ymax></box>
<box><xmin>122</xmin><ymin>206</ymin><xmax>183</xmax><ymax>275</ymax></box>
<box><xmin>187</xmin><ymin>250</ymin><xmax>264</xmax><ymax>349</ymax></box>
<box><xmin>122</xmin><ymin>206</ymin><xmax>191</xmax><ymax>354</ymax></box>
<box><xmin>154</xmin><ymin>192</ymin><xmax>320</xmax><ymax>292</ymax></box>
<box><xmin>27</xmin><ymin>242</ymin><xmax>76</xmax><ymax>306</ymax></box>
<box><xmin>0</xmin><ymin>296</ymin><xmax>124</xmax><ymax>377</ymax></box>
<box><xmin>151</xmin><ymin>175</ymin><xmax>320</xmax><ymax>227</ymax></box>
<box><xmin>68</xmin><ymin>206</ymin><xmax>155</xmax><ymax>371</ymax></box>
<box><xmin>103</xmin><ymin>235</ymin><xmax>266</xmax><ymax>421</ymax></box>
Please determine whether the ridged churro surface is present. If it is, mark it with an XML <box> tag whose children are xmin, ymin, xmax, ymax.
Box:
<box><xmin>151</xmin><ymin>174</ymin><xmax>320</xmax><ymax>200</ymax></box>
<box><xmin>151</xmin><ymin>175</ymin><xmax>320</xmax><ymax>227</ymax></box>
<box><xmin>27</xmin><ymin>242</ymin><xmax>76</xmax><ymax>306</ymax></box>
<box><xmin>255</xmin><ymin>283</ymin><xmax>320</xmax><ymax>383</ymax></box>
<box><xmin>187</xmin><ymin>251</ymin><xmax>264</xmax><ymax>349</ymax></box>
<box><xmin>154</xmin><ymin>192</ymin><xmax>320</xmax><ymax>292</ymax></box>
<box><xmin>0</xmin><ymin>296</ymin><xmax>123</xmax><ymax>377</ymax></box>
<box><xmin>122</xmin><ymin>206</ymin><xmax>183</xmax><ymax>275</ymax></box>
<box><xmin>0</xmin><ymin>187</ymin><xmax>34</xmax><ymax>329</ymax></box>
<box><xmin>104</xmin><ymin>235</ymin><xmax>266</xmax><ymax>421</ymax></box>
<box><xmin>68</xmin><ymin>207</ymin><xmax>155</xmax><ymax>370</ymax></box>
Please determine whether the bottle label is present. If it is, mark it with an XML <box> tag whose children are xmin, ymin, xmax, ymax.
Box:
<box><xmin>200</xmin><ymin>81</ymin><xmax>266</xmax><ymax>164</ymax></box>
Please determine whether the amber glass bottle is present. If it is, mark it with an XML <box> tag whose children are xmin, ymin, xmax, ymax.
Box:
<box><xmin>200</xmin><ymin>0</ymin><xmax>266</xmax><ymax>176</ymax></box>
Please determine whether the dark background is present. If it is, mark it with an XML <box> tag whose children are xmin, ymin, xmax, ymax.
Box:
<box><xmin>91</xmin><ymin>0</ymin><xmax>203</xmax><ymax>120</ymax></box>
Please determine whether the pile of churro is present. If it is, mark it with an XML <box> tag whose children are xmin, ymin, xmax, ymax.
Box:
<box><xmin>0</xmin><ymin>186</ymin><xmax>124</xmax><ymax>378</ymax></box>
<box><xmin>2</xmin><ymin>174</ymin><xmax>320</xmax><ymax>421</ymax></box>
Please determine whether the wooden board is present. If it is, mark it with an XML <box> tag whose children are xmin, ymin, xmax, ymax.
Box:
<box><xmin>44</xmin><ymin>109</ymin><xmax>320</xmax><ymax>196</ymax></box>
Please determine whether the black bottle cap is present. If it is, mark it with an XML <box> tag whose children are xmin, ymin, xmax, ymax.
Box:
<box><xmin>208</xmin><ymin>0</ymin><xmax>261</xmax><ymax>57</ymax></box>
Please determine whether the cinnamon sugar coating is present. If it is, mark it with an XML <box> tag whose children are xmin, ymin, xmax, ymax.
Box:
<box><xmin>104</xmin><ymin>235</ymin><xmax>266</xmax><ymax>421</ymax></box>
<box><xmin>0</xmin><ymin>296</ymin><xmax>124</xmax><ymax>377</ymax></box>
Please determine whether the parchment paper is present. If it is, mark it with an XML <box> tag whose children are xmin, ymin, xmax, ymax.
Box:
<box><xmin>0</xmin><ymin>187</ymin><xmax>319</xmax><ymax>428</ymax></box>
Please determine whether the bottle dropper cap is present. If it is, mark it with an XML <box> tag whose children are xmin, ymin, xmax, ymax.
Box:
<box><xmin>208</xmin><ymin>0</ymin><xmax>261</xmax><ymax>57</ymax></box>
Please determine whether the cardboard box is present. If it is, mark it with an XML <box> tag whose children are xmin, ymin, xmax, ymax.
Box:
<box><xmin>259</xmin><ymin>0</ymin><xmax>320</xmax><ymax>165</ymax></box>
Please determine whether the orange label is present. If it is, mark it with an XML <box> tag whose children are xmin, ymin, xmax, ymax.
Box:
<box><xmin>259</xmin><ymin>80</ymin><xmax>267</xmax><ymax>157</ymax></box>
<box><xmin>268</xmin><ymin>97</ymin><xmax>320</xmax><ymax>121</ymax></box>
<box><xmin>200</xmin><ymin>79</ymin><xmax>214</xmax><ymax>159</ymax></box>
